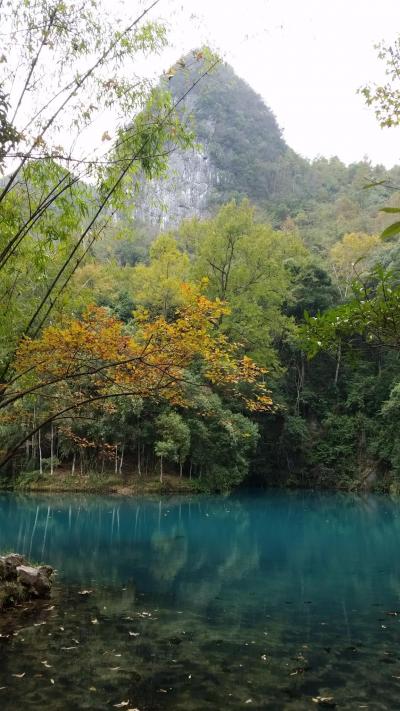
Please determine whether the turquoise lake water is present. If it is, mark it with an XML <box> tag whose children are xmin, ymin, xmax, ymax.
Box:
<box><xmin>1</xmin><ymin>490</ymin><xmax>400</xmax><ymax>709</ymax></box>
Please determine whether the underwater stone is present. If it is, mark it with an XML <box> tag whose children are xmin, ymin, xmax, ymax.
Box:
<box><xmin>16</xmin><ymin>564</ymin><xmax>53</xmax><ymax>597</ymax></box>
<box><xmin>0</xmin><ymin>553</ymin><xmax>27</xmax><ymax>580</ymax></box>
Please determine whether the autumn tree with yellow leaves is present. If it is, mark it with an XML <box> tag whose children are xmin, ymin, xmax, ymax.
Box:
<box><xmin>0</xmin><ymin>288</ymin><xmax>271</xmax><ymax>470</ymax></box>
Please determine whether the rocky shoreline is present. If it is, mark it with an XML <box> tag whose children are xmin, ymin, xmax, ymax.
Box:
<box><xmin>0</xmin><ymin>554</ymin><xmax>53</xmax><ymax>610</ymax></box>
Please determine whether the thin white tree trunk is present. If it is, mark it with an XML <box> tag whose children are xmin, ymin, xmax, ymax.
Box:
<box><xmin>334</xmin><ymin>340</ymin><xmax>342</xmax><ymax>387</ymax></box>
<box><xmin>71</xmin><ymin>453</ymin><xmax>76</xmax><ymax>476</ymax></box>
<box><xmin>38</xmin><ymin>428</ymin><xmax>43</xmax><ymax>475</ymax></box>
<box><xmin>50</xmin><ymin>422</ymin><xmax>54</xmax><ymax>476</ymax></box>
<box><xmin>32</xmin><ymin>407</ymin><xmax>36</xmax><ymax>460</ymax></box>
<box><xmin>115</xmin><ymin>444</ymin><xmax>118</xmax><ymax>475</ymax></box>
<box><xmin>119</xmin><ymin>443</ymin><xmax>124</xmax><ymax>475</ymax></box>
<box><xmin>160</xmin><ymin>455</ymin><xmax>163</xmax><ymax>483</ymax></box>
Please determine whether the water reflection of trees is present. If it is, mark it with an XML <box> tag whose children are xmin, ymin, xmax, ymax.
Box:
<box><xmin>1</xmin><ymin>491</ymin><xmax>400</xmax><ymax>616</ymax></box>
<box><xmin>2</xmin><ymin>491</ymin><xmax>400</xmax><ymax>710</ymax></box>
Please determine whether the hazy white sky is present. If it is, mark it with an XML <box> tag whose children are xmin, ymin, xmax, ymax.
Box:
<box><xmin>152</xmin><ymin>0</ymin><xmax>400</xmax><ymax>167</ymax></box>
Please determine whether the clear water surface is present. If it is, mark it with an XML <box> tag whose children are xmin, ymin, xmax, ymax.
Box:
<box><xmin>1</xmin><ymin>490</ymin><xmax>400</xmax><ymax>710</ymax></box>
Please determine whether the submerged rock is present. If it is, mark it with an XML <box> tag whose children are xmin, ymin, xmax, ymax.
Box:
<box><xmin>0</xmin><ymin>553</ymin><xmax>53</xmax><ymax>609</ymax></box>
<box><xmin>0</xmin><ymin>553</ymin><xmax>26</xmax><ymax>580</ymax></box>
<box><xmin>16</xmin><ymin>565</ymin><xmax>52</xmax><ymax>596</ymax></box>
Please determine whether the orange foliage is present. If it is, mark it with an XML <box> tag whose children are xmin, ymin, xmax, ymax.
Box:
<box><xmin>6</xmin><ymin>291</ymin><xmax>272</xmax><ymax>422</ymax></box>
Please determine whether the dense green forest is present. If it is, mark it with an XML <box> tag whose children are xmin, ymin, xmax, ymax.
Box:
<box><xmin>2</xmin><ymin>1</ymin><xmax>400</xmax><ymax>493</ymax></box>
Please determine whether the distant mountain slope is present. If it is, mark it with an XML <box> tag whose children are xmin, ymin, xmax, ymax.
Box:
<box><xmin>135</xmin><ymin>55</ymin><xmax>400</xmax><ymax>248</ymax></box>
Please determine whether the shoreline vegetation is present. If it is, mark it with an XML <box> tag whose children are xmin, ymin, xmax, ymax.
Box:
<box><xmin>0</xmin><ymin>469</ymin><xmax>202</xmax><ymax>495</ymax></box>
<box><xmin>2</xmin><ymin>467</ymin><xmax>398</xmax><ymax>496</ymax></box>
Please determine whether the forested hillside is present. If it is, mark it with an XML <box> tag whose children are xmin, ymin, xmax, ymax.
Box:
<box><xmin>137</xmin><ymin>55</ymin><xmax>400</xmax><ymax>250</ymax></box>
<box><xmin>2</xmin><ymin>16</ymin><xmax>400</xmax><ymax>492</ymax></box>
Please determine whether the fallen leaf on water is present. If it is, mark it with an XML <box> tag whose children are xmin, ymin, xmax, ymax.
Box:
<box><xmin>261</xmin><ymin>655</ymin><xmax>268</xmax><ymax>661</ymax></box>
<box><xmin>129</xmin><ymin>632</ymin><xmax>140</xmax><ymax>637</ymax></box>
<box><xmin>59</xmin><ymin>626</ymin><xmax>64</xmax><ymax>631</ymax></box>
<box><xmin>34</xmin><ymin>622</ymin><xmax>46</xmax><ymax>627</ymax></box>
<box><xmin>110</xmin><ymin>667</ymin><xmax>121</xmax><ymax>672</ymax></box>
<box><xmin>78</xmin><ymin>590</ymin><xmax>93</xmax><ymax>596</ymax></box>
<box><xmin>113</xmin><ymin>702</ymin><xmax>129</xmax><ymax>708</ymax></box>
<box><xmin>245</xmin><ymin>700</ymin><xmax>253</xmax><ymax>705</ymax></box>
<box><xmin>61</xmin><ymin>646</ymin><xmax>77</xmax><ymax>651</ymax></box>
<box><xmin>50</xmin><ymin>679</ymin><xmax>55</xmax><ymax>685</ymax></box>
<box><xmin>91</xmin><ymin>619</ymin><xmax>99</xmax><ymax>625</ymax></box>
<box><xmin>46</xmin><ymin>606</ymin><xmax>55</xmax><ymax>611</ymax></box>
<box><xmin>12</xmin><ymin>673</ymin><xmax>25</xmax><ymax>678</ymax></box>
<box><xmin>89</xmin><ymin>687</ymin><xmax>97</xmax><ymax>692</ymax></box>
<box><xmin>41</xmin><ymin>661</ymin><xmax>52</xmax><ymax>668</ymax></box>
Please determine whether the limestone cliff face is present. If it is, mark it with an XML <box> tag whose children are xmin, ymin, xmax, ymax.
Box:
<box><xmin>135</xmin><ymin>142</ymin><xmax>216</xmax><ymax>229</ymax></box>
<box><xmin>134</xmin><ymin>57</ymin><xmax>289</xmax><ymax>229</ymax></box>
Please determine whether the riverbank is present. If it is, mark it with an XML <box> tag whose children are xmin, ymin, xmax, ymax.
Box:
<box><xmin>1</xmin><ymin>466</ymin><xmax>397</xmax><ymax>495</ymax></box>
<box><xmin>0</xmin><ymin>469</ymin><xmax>202</xmax><ymax>495</ymax></box>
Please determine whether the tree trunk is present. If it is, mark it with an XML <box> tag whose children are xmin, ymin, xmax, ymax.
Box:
<box><xmin>50</xmin><ymin>422</ymin><xmax>54</xmax><ymax>476</ymax></box>
<box><xmin>295</xmin><ymin>353</ymin><xmax>305</xmax><ymax>416</ymax></box>
<box><xmin>114</xmin><ymin>444</ymin><xmax>118</xmax><ymax>475</ymax></box>
<box><xmin>334</xmin><ymin>340</ymin><xmax>342</xmax><ymax>387</ymax></box>
<box><xmin>32</xmin><ymin>407</ymin><xmax>36</xmax><ymax>461</ymax></box>
<box><xmin>137</xmin><ymin>439</ymin><xmax>141</xmax><ymax>477</ymax></box>
<box><xmin>160</xmin><ymin>455</ymin><xmax>163</xmax><ymax>483</ymax></box>
<box><xmin>38</xmin><ymin>428</ymin><xmax>43</xmax><ymax>475</ymax></box>
<box><xmin>189</xmin><ymin>460</ymin><xmax>193</xmax><ymax>481</ymax></box>
<box><xmin>179</xmin><ymin>461</ymin><xmax>183</xmax><ymax>478</ymax></box>
<box><xmin>71</xmin><ymin>453</ymin><xmax>76</xmax><ymax>476</ymax></box>
<box><xmin>119</xmin><ymin>443</ymin><xmax>124</xmax><ymax>475</ymax></box>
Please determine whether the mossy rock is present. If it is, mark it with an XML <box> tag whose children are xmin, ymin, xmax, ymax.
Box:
<box><xmin>0</xmin><ymin>581</ymin><xmax>27</xmax><ymax>610</ymax></box>
<box><xmin>0</xmin><ymin>553</ymin><xmax>53</xmax><ymax>611</ymax></box>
